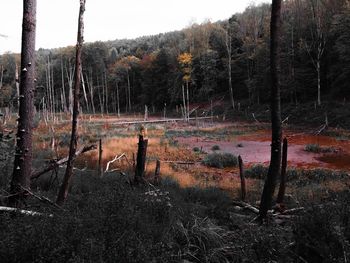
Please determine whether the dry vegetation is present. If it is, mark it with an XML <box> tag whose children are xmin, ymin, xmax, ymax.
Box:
<box><xmin>1</xmin><ymin>115</ymin><xmax>350</xmax><ymax>262</ymax></box>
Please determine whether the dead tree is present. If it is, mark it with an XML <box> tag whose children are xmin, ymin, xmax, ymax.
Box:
<box><xmin>258</xmin><ymin>0</ymin><xmax>283</xmax><ymax>220</ymax></box>
<box><xmin>56</xmin><ymin>0</ymin><xmax>86</xmax><ymax>206</ymax></box>
<box><xmin>154</xmin><ymin>159</ymin><xmax>161</xmax><ymax>185</ymax></box>
<box><xmin>276</xmin><ymin>137</ymin><xmax>288</xmax><ymax>204</ymax></box>
<box><xmin>8</xmin><ymin>0</ymin><xmax>37</xmax><ymax>207</ymax></box>
<box><xmin>225</xmin><ymin>23</ymin><xmax>234</xmax><ymax>110</ymax></box>
<box><xmin>98</xmin><ymin>139</ymin><xmax>103</xmax><ymax>177</ymax></box>
<box><xmin>134</xmin><ymin>134</ymin><xmax>148</xmax><ymax>184</ymax></box>
<box><xmin>238</xmin><ymin>155</ymin><xmax>246</xmax><ymax>201</ymax></box>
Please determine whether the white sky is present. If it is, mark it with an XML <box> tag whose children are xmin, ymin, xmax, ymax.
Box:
<box><xmin>0</xmin><ymin>0</ymin><xmax>269</xmax><ymax>54</ymax></box>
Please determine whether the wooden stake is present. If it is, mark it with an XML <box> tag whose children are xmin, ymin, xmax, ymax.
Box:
<box><xmin>134</xmin><ymin>135</ymin><xmax>148</xmax><ymax>184</ymax></box>
<box><xmin>238</xmin><ymin>155</ymin><xmax>246</xmax><ymax>201</ymax></box>
<box><xmin>154</xmin><ymin>159</ymin><xmax>161</xmax><ymax>185</ymax></box>
<box><xmin>98</xmin><ymin>138</ymin><xmax>103</xmax><ymax>177</ymax></box>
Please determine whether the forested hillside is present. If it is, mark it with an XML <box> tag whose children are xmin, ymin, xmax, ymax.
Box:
<box><xmin>0</xmin><ymin>0</ymin><xmax>349</xmax><ymax>114</ymax></box>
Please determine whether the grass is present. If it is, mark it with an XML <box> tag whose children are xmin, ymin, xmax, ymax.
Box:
<box><xmin>304</xmin><ymin>143</ymin><xmax>337</xmax><ymax>153</ymax></box>
<box><xmin>2</xmin><ymin>115</ymin><xmax>350</xmax><ymax>262</ymax></box>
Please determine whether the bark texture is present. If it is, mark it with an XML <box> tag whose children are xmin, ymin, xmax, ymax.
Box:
<box><xmin>56</xmin><ymin>0</ymin><xmax>86</xmax><ymax>206</ymax></box>
<box><xmin>9</xmin><ymin>0</ymin><xmax>37</xmax><ymax>207</ymax></box>
<box><xmin>258</xmin><ymin>0</ymin><xmax>283</xmax><ymax>220</ymax></box>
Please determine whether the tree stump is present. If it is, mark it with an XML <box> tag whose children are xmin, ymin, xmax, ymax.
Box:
<box><xmin>134</xmin><ymin>135</ymin><xmax>148</xmax><ymax>184</ymax></box>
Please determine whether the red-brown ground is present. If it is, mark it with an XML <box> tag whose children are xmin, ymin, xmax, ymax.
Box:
<box><xmin>177</xmin><ymin>130</ymin><xmax>350</xmax><ymax>171</ymax></box>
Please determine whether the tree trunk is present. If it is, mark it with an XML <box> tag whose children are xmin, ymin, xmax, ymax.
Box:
<box><xmin>0</xmin><ymin>65</ymin><xmax>3</xmax><ymax>90</ymax></box>
<box><xmin>182</xmin><ymin>84</ymin><xmax>187</xmax><ymax>121</ymax></box>
<box><xmin>60</xmin><ymin>59</ymin><xmax>67</xmax><ymax>112</ymax></box>
<box><xmin>15</xmin><ymin>64</ymin><xmax>20</xmax><ymax>109</ymax></box>
<box><xmin>104</xmin><ymin>71</ymin><xmax>109</xmax><ymax>114</ymax></box>
<box><xmin>317</xmin><ymin>56</ymin><xmax>321</xmax><ymax>106</ymax></box>
<box><xmin>226</xmin><ymin>30</ymin><xmax>234</xmax><ymax>110</ymax></box>
<box><xmin>186</xmin><ymin>80</ymin><xmax>190</xmax><ymax>121</ymax></box>
<box><xmin>276</xmin><ymin>137</ymin><xmax>288</xmax><ymax>204</ymax></box>
<box><xmin>134</xmin><ymin>135</ymin><xmax>148</xmax><ymax>184</ymax></box>
<box><xmin>81</xmin><ymin>71</ymin><xmax>89</xmax><ymax>113</ymax></box>
<box><xmin>127</xmin><ymin>68</ymin><xmax>131</xmax><ymax>112</ymax></box>
<box><xmin>116</xmin><ymin>82</ymin><xmax>120</xmax><ymax>117</ymax></box>
<box><xmin>56</xmin><ymin>0</ymin><xmax>86</xmax><ymax>206</ymax></box>
<box><xmin>66</xmin><ymin>62</ymin><xmax>74</xmax><ymax>115</ymax></box>
<box><xmin>258</xmin><ymin>0</ymin><xmax>283</xmax><ymax>220</ymax></box>
<box><xmin>9</xmin><ymin>0</ymin><xmax>37</xmax><ymax>207</ymax></box>
<box><xmin>238</xmin><ymin>155</ymin><xmax>246</xmax><ymax>201</ymax></box>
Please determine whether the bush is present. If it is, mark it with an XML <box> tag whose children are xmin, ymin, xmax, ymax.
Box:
<box><xmin>304</xmin><ymin>144</ymin><xmax>336</xmax><ymax>153</ymax></box>
<box><xmin>193</xmin><ymin>146</ymin><xmax>200</xmax><ymax>152</ymax></box>
<box><xmin>211</xmin><ymin>145</ymin><xmax>221</xmax><ymax>151</ymax></box>
<box><xmin>245</xmin><ymin>164</ymin><xmax>269</xmax><ymax>179</ymax></box>
<box><xmin>202</xmin><ymin>153</ymin><xmax>237</xmax><ymax>168</ymax></box>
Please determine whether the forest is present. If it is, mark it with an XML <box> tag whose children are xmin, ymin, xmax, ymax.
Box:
<box><xmin>0</xmin><ymin>0</ymin><xmax>349</xmax><ymax>115</ymax></box>
<box><xmin>0</xmin><ymin>0</ymin><xmax>350</xmax><ymax>262</ymax></box>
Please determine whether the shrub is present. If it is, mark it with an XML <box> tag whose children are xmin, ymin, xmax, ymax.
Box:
<box><xmin>245</xmin><ymin>164</ymin><xmax>269</xmax><ymax>179</ymax></box>
<box><xmin>304</xmin><ymin>144</ymin><xmax>336</xmax><ymax>153</ymax></box>
<box><xmin>211</xmin><ymin>145</ymin><xmax>221</xmax><ymax>151</ymax></box>
<box><xmin>193</xmin><ymin>146</ymin><xmax>200</xmax><ymax>152</ymax></box>
<box><xmin>202</xmin><ymin>153</ymin><xmax>237</xmax><ymax>168</ymax></box>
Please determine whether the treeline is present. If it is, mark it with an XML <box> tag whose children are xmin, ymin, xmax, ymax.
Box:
<box><xmin>0</xmin><ymin>0</ymin><xmax>349</xmax><ymax>114</ymax></box>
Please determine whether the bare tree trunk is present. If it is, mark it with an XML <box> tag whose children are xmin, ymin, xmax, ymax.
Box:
<box><xmin>226</xmin><ymin>29</ymin><xmax>234</xmax><ymax>110</ymax></box>
<box><xmin>125</xmin><ymin>84</ymin><xmax>128</xmax><ymax>113</ymax></box>
<box><xmin>134</xmin><ymin>135</ymin><xmax>148</xmax><ymax>184</ymax></box>
<box><xmin>317</xmin><ymin>55</ymin><xmax>321</xmax><ymax>106</ymax></box>
<box><xmin>81</xmin><ymin>70</ymin><xmax>89</xmax><ymax>113</ymax></box>
<box><xmin>15</xmin><ymin>64</ymin><xmax>20</xmax><ymax>108</ymax></box>
<box><xmin>186</xmin><ymin>81</ymin><xmax>190</xmax><ymax>122</ymax></box>
<box><xmin>56</xmin><ymin>0</ymin><xmax>86</xmax><ymax>206</ymax></box>
<box><xmin>182</xmin><ymin>84</ymin><xmax>187</xmax><ymax>121</ymax></box>
<box><xmin>127</xmin><ymin>68</ymin><xmax>131</xmax><ymax>112</ymax></box>
<box><xmin>258</xmin><ymin>0</ymin><xmax>283</xmax><ymax>220</ymax></box>
<box><xmin>116</xmin><ymin>82</ymin><xmax>120</xmax><ymax>117</ymax></box>
<box><xmin>276</xmin><ymin>138</ymin><xmax>288</xmax><ymax>204</ymax></box>
<box><xmin>86</xmin><ymin>71</ymin><xmax>95</xmax><ymax>114</ymax></box>
<box><xmin>0</xmin><ymin>65</ymin><xmax>3</xmax><ymax>90</ymax></box>
<box><xmin>61</xmin><ymin>58</ymin><xmax>67</xmax><ymax>112</ymax></box>
<box><xmin>9</xmin><ymin>0</ymin><xmax>37</xmax><ymax>207</ymax></box>
<box><xmin>98</xmin><ymin>138</ymin><xmax>103</xmax><ymax>177</ymax></box>
<box><xmin>104</xmin><ymin>71</ymin><xmax>108</xmax><ymax>114</ymax></box>
<box><xmin>97</xmin><ymin>77</ymin><xmax>103</xmax><ymax>114</ymax></box>
<box><xmin>238</xmin><ymin>155</ymin><xmax>246</xmax><ymax>201</ymax></box>
<box><xmin>66</xmin><ymin>62</ymin><xmax>75</xmax><ymax>115</ymax></box>
<box><xmin>101</xmin><ymin>74</ymin><xmax>105</xmax><ymax>115</ymax></box>
<box><xmin>50</xmin><ymin>57</ymin><xmax>55</xmax><ymax>119</ymax></box>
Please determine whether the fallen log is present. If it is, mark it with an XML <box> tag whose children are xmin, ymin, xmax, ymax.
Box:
<box><xmin>31</xmin><ymin>144</ymin><xmax>97</xmax><ymax>180</ymax></box>
<box><xmin>161</xmin><ymin>160</ymin><xmax>196</xmax><ymax>165</ymax></box>
<box><xmin>232</xmin><ymin>201</ymin><xmax>259</xmax><ymax>214</ymax></box>
<box><xmin>0</xmin><ymin>206</ymin><xmax>53</xmax><ymax>217</ymax></box>
<box><xmin>110</xmin><ymin>116</ymin><xmax>217</xmax><ymax>126</ymax></box>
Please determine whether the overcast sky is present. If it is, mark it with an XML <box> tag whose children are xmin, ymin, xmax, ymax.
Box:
<box><xmin>0</xmin><ymin>0</ymin><xmax>269</xmax><ymax>54</ymax></box>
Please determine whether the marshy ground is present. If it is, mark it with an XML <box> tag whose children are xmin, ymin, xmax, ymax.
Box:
<box><xmin>0</xmin><ymin>113</ymin><xmax>349</xmax><ymax>262</ymax></box>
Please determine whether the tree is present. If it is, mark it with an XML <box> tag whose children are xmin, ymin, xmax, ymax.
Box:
<box><xmin>178</xmin><ymin>52</ymin><xmax>192</xmax><ymax>121</ymax></box>
<box><xmin>8</xmin><ymin>0</ymin><xmax>37</xmax><ymax>207</ymax></box>
<box><xmin>258</xmin><ymin>0</ymin><xmax>283</xmax><ymax>220</ymax></box>
<box><xmin>56</xmin><ymin>0</ymin><xmax>86</xmax><ymax>206</ymax></box>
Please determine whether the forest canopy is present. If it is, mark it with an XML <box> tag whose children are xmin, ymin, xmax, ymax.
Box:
<box><xmin>0</xmin><ymin>0</ymin><xmax>349</xmax><ymax>113</ymax></box>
